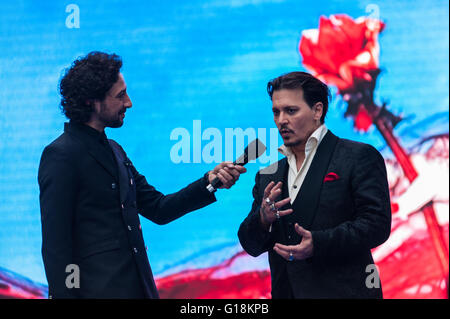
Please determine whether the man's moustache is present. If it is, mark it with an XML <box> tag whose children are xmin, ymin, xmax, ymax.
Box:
<box><xmin>279</xmin><ymin>127</ymin><xmax>294</xmax><ymax>133</ymax></box>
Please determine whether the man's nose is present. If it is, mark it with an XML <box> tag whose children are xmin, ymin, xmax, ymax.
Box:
<box><xmin>278</xmin><ymin>112</ymin><xmax>288</xmax><ymax>125</ymax></box>
<box><xmin>124</xmin><ymin>93</ymin><xmax>132</xmax><ymax>108</ymax></box>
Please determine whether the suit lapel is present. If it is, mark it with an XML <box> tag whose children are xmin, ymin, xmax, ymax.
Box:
<box><xmin>259</xmin><ymin>159</ymin><xmax>289</xmax><ymax>242</ymax></box>
<box><xmin>108</xmin><ymin>140</ymin><xmax>130</xmax><ymax>204</ymax></box>
<box><xmin>264</xmin><ymin>158</ymin><xmax>288</xmax><ymax>186</ymax></box>
<box><xmin>85</xmin><ymin>143</ymin><xmax>119</xmax><ymax>181</ymax></box>
<box><xmin>65</xmin><ymin>122</ymin><xmax>119</xmax><ymax>182</ymax></box>
<box><xmin>289</xmin><ymin>130</ymin><xmax>339</xmax><ymax>229</ymax></box>
<box><xmin>267</xmin><ymin>159</ymin><xmax>290</xmax><ymax>207</ymax></box>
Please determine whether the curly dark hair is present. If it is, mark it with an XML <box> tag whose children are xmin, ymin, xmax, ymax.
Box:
<box><xmin>267</xmin><ymin>71</ymin><xmax>331</xmax><ymax>124</ymax></box>
<box><xmin>59</xmin><ymin>51</ymin><xmax>123</xmax><ymax>123</ymax></box>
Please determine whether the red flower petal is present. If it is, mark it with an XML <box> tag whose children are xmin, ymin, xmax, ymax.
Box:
<box><xmin>299</xmin><ymin>14</ymin><xmax>384</xmax><ymax>91</ymax></box>
<box><xmin>317</xmin><ymin>73</ymin><xmax>352</xmax><ymax>91</ymax></box>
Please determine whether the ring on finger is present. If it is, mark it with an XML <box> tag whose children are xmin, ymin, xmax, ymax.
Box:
<box><xmin>270</xmin><ymin>203</ymin><xmax>276</xmax><ymax>211</ymax></box>
<box><xmin>275</xmin><ymin>210</ymin><xmax>280</xmax><ymax>219</ymax></box>
<box><xmin>289</xmin><ymin>252</ymin><xmax>294</xmax><ymax>262</ymax></box>
<box><xmin>265</xmin><ymin>197</ymin><xmax>271</xmax><ymax>205</ymax></box>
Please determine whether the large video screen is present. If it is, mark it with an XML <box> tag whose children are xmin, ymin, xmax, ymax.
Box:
<box><xmin>0</xmin><ymin>0</ymin><xmax>448</xmax><ymax>298</ymax></box>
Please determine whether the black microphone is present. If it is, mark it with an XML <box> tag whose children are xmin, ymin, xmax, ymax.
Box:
<box><xmin>206</xmin><ymin>139</ymin><xmax>267</xmax><ymax>192</ymax></box>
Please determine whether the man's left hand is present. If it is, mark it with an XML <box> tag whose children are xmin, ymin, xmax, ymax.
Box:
<box><xmin>273</xmin><ymin>224</ymin><xmax>314</xmax><ymax>260</ymax></box>
<box><xmin>208</xmin><ymin>162</ymin><xmax>247</xmax><ymax>189</ymax></box>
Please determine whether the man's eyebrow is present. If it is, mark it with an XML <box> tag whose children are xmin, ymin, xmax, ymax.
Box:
<box><xmin>273</xmin><ymin>105</ymin><xmax>300</xmax><ymax>110</ymax></box>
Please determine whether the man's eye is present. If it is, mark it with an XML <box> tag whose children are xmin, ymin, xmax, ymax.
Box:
<box><xmin>288</xmin><ymin>108</ymin><xmax>296</xmax><ymax>114</ymax></box>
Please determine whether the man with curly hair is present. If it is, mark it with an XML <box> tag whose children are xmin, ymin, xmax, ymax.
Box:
<box><xmin>38</xmin><ymin>51</ymin><xmax>246</xmax><ymax>299</ymax></box>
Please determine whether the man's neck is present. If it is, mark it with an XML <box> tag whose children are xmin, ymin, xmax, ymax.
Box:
<box><xmin>290</xmin><ymin>143</ymin><xmax>306</xmax><ymax>158</ymax></box>
<box><xmin>85</xmin><ymin>120</ymin><xmax>105</xmax><ymax>133</ymax></box>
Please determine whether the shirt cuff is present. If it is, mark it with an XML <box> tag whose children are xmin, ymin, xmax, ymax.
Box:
<box><xmin>204</xmin><ymin>171</ymin><xmax>216</xmax><ymax>193</ymax></box>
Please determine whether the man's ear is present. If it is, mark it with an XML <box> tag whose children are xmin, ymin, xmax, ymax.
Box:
<box><xmin>314</xmin><ymin>102</ymin><xmax>323</xmax><ymax>121</ymax></box>
<box><xmin>87</xmin><ymin>100</ymin><xmax>101</xmax><ymax>113</ymax></box>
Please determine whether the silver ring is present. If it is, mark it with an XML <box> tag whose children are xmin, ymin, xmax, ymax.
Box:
<box><xmin>270</xmin><ymin>203</ymin><xmax>276</xmax><ymax>211</ymax></box>
<box><xmin>275</xmin><ymin>210</ymin><xmax>280</xmax><ymax>219</ymax></box>
<box><xmin>289</xmin><ymin>252</ymin><xmax>294</xmax><ymax>261</ymax></box>
<box><xmin>265</xmin><ymin>197</ymin><xmax>271</xmax><ymax>204</ymax></box>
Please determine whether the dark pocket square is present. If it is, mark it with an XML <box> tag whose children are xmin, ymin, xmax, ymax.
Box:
<box><xmin>324</xmin><ymin>172</ymin><xmax>340</xmax><ymax>182</ymax></box>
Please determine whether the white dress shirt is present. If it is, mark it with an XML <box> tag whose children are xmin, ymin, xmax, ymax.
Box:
<box><xmin>278</xmin><ymin>124</ymin><xmax>328</xmax><ymax>203</ymax></box>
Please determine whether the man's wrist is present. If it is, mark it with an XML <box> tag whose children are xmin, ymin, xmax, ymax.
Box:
<box><xmin>204</xmin><ymin>171</ymin><xmax>213</xmax><ymax>183</ymax></box>
<box><xmin>259</xmin><ymin>208</ymin><xmax>272</xmax><ymax>231</ymax></box>
<box><xmin>204</xmin><ymin>171</ymin><xmax>216</xmax><ymax>193</ymax></box>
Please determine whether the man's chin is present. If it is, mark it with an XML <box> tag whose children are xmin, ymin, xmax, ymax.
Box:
<box><xmin>284</xmin><ymin>139</ymin><xmax>301</xmax><ymax>147</ymax></box>
<box><xmin>106</xmin><ymin>120</ymin><xmax>124</xmax><ymax>128</ymax></box>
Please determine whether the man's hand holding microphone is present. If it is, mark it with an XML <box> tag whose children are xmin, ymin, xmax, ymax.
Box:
<box><xmin>207</xmin><ymin>162</ymin><xmax>247</xmax><ymax>189</ymax></box>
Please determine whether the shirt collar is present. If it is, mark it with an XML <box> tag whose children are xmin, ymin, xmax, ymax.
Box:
<box><xmin>64</xmin><ymin>121</ymin><xmax>109</xmax><ymax>145</ymax></box>
<box><xmin>278</xmin><ymin>124</ymin><xmax>328</xmax><ymax>158</ymax></box>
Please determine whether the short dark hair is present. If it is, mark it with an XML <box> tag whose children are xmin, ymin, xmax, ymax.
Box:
<box><xmin>59</xmin><ymin>51</ymin><xmax>123</xmax><ymax>123</ymax></box>
<box><xmin>267</xmin><ymin>71</ymin><xmax>331</xmax><ymax>124</ymax></box>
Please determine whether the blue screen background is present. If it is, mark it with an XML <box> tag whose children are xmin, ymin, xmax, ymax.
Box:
<box><xmin>0</xmin><ymin>0</ymin><xmax>448</xmax><ymax>286</ymax></box>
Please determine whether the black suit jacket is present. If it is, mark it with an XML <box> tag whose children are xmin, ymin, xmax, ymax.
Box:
<box><xmin>38</xmin><ymin>122</ymin><xmax>216</xmax><ymax>298</ymax></box>
<box><xmin>238</xmin><ymin>131</ymin><xmax>391</xmax><ymax>298</ymax></box>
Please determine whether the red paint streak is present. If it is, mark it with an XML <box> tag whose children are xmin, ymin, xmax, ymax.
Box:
<box><xmin>355</xmin><ymin>106</ymin><xmax>373</xmax><ymax>132</ymax></box>
<box><xmin>156</xmin><ymin>250</ymin><xmax>271</xmax><ymax>299</ymax></box>
<box><xmin>377</xmin><ymin>224</ymin><xmax>449</xmax><ymax>299</ymax></box>
<box><xmin>155</xmin><ymin>224</ymin><xmax>448</xmax><ymax>299</ymax></box>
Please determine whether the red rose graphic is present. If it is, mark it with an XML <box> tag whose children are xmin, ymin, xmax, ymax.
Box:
<box><xmin>299</xmin><ymin>14</ymin><xmax>384</xmax><ymax>92</ymax></box>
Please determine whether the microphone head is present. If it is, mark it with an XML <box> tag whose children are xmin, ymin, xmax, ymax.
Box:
<box><xmin>235</xmin><ymin>139</ymin><xmax>266</xmax><ymax>165</ymax></box>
